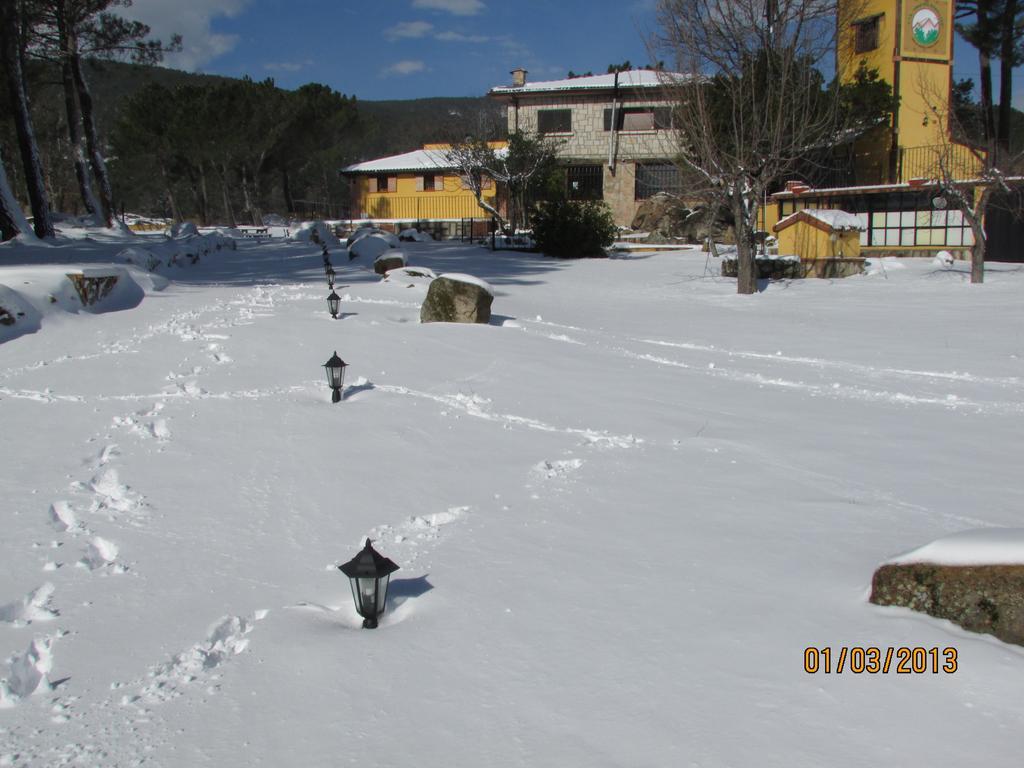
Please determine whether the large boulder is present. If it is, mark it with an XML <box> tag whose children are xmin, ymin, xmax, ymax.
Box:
<box><xmin>374</xmin><ymin>252</ymin><xmax>407</xmax><ymax>275</ymax></box>
<box><xmin>350</xmin><ymin>234</ymin><xmax>392</xmax><ymax>261</ymax></box>
<box><xmin>631</xmin><ymin>195</ymin><xmax>734</xmax><ymax>244</ymax></box>
<box><xmin>420</xmin><ymin>274</ymin><xmax>493</xmax><ymax>324</ymax></box>
<box><xmin>870</xmin><ymin>529</ymin><xmax>1024</xmax><ymax>646</ymax></box>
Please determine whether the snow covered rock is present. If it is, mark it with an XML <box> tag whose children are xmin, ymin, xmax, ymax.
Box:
<box><xmin>399</xmin><ymin>228</ymin><xmax>434</xmax><ymax>242</ymax></box>
<box><xmin>383</xmin><ymin>266</ymin><xmax>436</xmax><ymax>285</ymax></box>
<box><xmin>870</xmin><ymin>529</ymin><xmax>1024</xmax><ymax>646</ymax></box>
<box><xmin>290</xmin><ymin>221</ymin><xmax>342</xmax><ymax>248</ymax></box>
<box><xmin>347</xmin><ymin>227</ymin><xmax>399</xmax><ymax>248</ymax></box>
<box><xmin>374</xmin><ymin>252</ymin><xmax>407</xmax><ymax>275</ymax></box>
<box><xmin>420</xmin><ymin>273</ymin><xmax>494</xmax><ymax>324</ymax></box>
<box><xmin>169</xmin><ymin>221</ymin><xmax>199</xmax><ymax>238</ymax></box>
<box><xmin>351</xmin><ymin>234</ymin><xmax>393</xmax><ymax>262</ymax></box>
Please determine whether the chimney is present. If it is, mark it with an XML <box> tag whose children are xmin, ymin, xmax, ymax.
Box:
<box><xmin>510</xmin><ymin>68</ymin><xmax>527</xmax><ymax>87</ymax></box>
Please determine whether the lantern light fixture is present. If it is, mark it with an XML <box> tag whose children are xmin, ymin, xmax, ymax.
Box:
<box><xmin>338</xmin><ymin>539</ymin><xmax>400</xmax><ymax>628</ymax></box>
<box><xmin>323</xmin><ymin>350</ymin><xmax>348</xmax><ymax>403</ymax></box>
<box><xmin>327</xmin><ymin>290</ymin><xmax>341</xmax><ymax>319</ymax></box>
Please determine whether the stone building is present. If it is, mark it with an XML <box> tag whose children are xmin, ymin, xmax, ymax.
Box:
<box><xmin>487</xmin><ymin>68</ymin><xmax>686</xmax><ymax>226</ymax></box>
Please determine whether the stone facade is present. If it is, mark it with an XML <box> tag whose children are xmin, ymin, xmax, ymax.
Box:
<box><xmin>503</xmin><ymin>89</ymin><xmax>679</xmax><ymax>227</ymax></box>
<box><xmin>508</xmin><ymin>93</ymin><xmax>677</xmax><ymax>161</ymax></box>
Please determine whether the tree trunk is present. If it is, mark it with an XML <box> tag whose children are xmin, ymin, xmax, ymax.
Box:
<box><xmin>732</xmin><ymin>188</ymin><xmax>757</xmax><ymax>295</ymax></box>
<box><xmin>0</xmin><ymin>149</ymin><xmax>28</xmax><ymax>241</ymax></box>
<box><xmin>240</xmin><ymin>164</ymin><xmax>259</xmax><ymax>226</ymax></box>
<box><xmin>979</xmin><ymin>50</ymin><xmax>996</xmax><ymax>144</ymax></box>
<box><xmin>197</xmin><ymin>161</ymin><xmax>210</xmax><ymax>226</ymax></box>
<box><xmin>0</xmin><ymin>2</ymin><xmax>54</xmax><ymax>239</ymax></box>
<box><xmin>967</xmin><ymin>187</ymin><xmax>991</xmax><ymax>284</ymax></box>
<box><xmin>996</xmin><ymin>0</ymin><xmax>1017</xmax><ymax>157</ymax></box>
<box><xmin>219</xmin><ymin>162</ymin><xmax>236</xmax><ymax>227</ymax></box>
<box><xmin>57</xmin><ymin>9</ymin><xmax>99</xmax><ymax>221</ymax></box>
<box><xmin>159</xmin><ymin>159</ymin><xmax>181</xmax><ymax>223</ymax></box>
<box><xmin>282</xmin><ymin>167</ymin><xmax>295</xmax><ymax>215</ymax></box>
<box><xmin>70</xmin><ymin>53</ymin><xmax>113</xmax><ymax>226</ymax></box>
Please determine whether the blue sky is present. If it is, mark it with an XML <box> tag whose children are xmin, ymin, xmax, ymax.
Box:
<box><xmin>124</xmin><ymin>0</ymin><xmax>1019</xmax><ymax>104</ymax></box>
<box><xmin>124</xmin><ymin>0</ymin><xmax>663</xmax><ymax>100</ymax></box>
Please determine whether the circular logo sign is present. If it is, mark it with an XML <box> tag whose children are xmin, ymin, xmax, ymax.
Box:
<box><xmin>911</xmin><ymin>7</ymin><xmax>940</xmax><ymax>47</ymax></box>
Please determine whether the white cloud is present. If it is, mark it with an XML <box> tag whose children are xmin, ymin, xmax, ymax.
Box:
<box><xmin>435</xmin><ymin>30</ymin><xmax>490</xmax><ymax>43</ymax></box>
<box><xmin>412</xmin><ymin>0</ymin><xmax>485</xmax><ymax>16</ymax></box>
<box><xmin>264</xmin><ymin>59</ymin><xmax>313</xmax><ymax>73</ymax></box>
<box><xmin>382</xmin><ymin>60</ymin><xmax>427</xmax><ymax>76</ymax></box>
<box><xmin>385</xmin><ymin>20</ymin><xmax>435</xmax><ymax>40</ymax></box>
<box><xmin>118</xmin><ymin>0</ymin><xmax>251</xmax><ymax>71</ymax></box>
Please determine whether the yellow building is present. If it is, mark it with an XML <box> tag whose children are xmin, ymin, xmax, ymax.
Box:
<box><xmin>755</xmin><ymin>0</ymin><xmax>986</xmax><ymax>260</ymax></box>
<box><xmin>837</xmin><ymin>0</ymin><xmax>982</xmax><ymax>183</ymax></box>
<box><xmin>341</xmin><ymin>143</ymin><xmax>504</xmax><ymax>221</ymax></box>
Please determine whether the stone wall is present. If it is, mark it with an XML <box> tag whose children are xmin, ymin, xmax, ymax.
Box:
<box><xmin>509</xmin><ymin>93</ymin><xmax>677</xmax><ymax>161</ymax></box>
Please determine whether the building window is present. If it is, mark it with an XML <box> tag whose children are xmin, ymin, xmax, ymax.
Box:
<box><xmin>371</xmin><ymin>175</ymin><xmax>395</xmax><ymax>193</ymax></box>
<box><xmin>604</xmin><ymin>107</ymin><xmax>672</xmax><ymax>131</ymax></box>
<box><xmin>566</xmin><ymin>165</ymin><xmax>603</xmax><ymax>200</ymax></box>
<box><xmin>538</xmin><ymin>109</ymin><xmax>572</xmax><ymax>134</ymax></box>
<box><xmin>635</xmin><ymin>163</ymin><xmax>682</xmax><ymax>200</ymax></box>
<box><xmin>853</xmin><ymin>15</ymin><xmax>881</xmax><ymax>54</ymax></box>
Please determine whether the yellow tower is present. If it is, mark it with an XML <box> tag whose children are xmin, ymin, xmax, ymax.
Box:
<box><xmin>838</xmin><ymin>0</ymin><xmax>970</xmax><ymax>182</ymax></box>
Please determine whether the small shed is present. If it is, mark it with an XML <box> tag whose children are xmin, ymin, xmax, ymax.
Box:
<box><xmin>772</xmin><ymin>209</ymin><xmax>866</xmax><ymax>278</ymax></box>
<box><xmin>773</xmin><ymin>209</ymin><xmax>865</xmax><ymax>259</ymax></box>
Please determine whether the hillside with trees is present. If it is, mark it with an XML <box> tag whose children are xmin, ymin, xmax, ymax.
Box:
<box><xmin>1</xmin><ymin>2</ymin><xmax>502</xmax><ymax>236</ymax></box>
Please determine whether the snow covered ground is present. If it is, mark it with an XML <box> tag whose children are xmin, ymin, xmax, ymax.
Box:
<box><xmin>1</xmin><ymin>231</ymin><xmax>1023</xmax><ymax>766</ymax></box>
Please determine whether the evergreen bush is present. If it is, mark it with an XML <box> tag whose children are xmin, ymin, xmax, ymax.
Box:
<box><xmin>531</xmin><ymin>200</ymin><xmax>617</xmax><ymax>258</ymax></box>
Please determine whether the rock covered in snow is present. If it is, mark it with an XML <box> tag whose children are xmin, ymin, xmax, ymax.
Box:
<box><xmin>383</xmin><ymin>266</ymin><xmax>436</xmax><ymax>284</ymax></box>
<box><xmin>399</xmin><ymin>228</ymin><xmax>434</xmax><ymax>242</ymax></box>
<box><xmin>420</xmin><ymin>273</ymin><xmax>494</xmax><ymax>324</ymax></box>
<box><xmin>347</xmin><ymin>227</ymin><xmax>399</xmax><ymax>248</ymax></box>
<box><xmin>870</xmin><ymin>528</ymin><xmax>1024</xmax><ymax>647</ymax></box>
<box><xmin>290</xmin><ymin>221</ymin><xmax>342</xmax><ymax>248</ymax></box>
<box><xmin>169</xmin><ymin>221</ymin><xmax>199</xmax><ymax>238</ymax></box>
<box><xmin>374</xmin><ymin>252</ymin><xmax>407</xmax><ymax>275</ymax></box>
<box><xmin>350</xmin><ymin>234</ymin><xmax>393</xmax><ymax>262</ymax></box>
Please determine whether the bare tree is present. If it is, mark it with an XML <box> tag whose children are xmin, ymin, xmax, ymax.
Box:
<box><xmin>653</xmin><ymin>0</ymin><xmax>860</xmax><ymax>294</ymax></box>
<box><xmin>444</xmin><ymin>131</ymin><xmax>559</xmax><ymax>232</ymax></box>
<box><xmin>921</xmin><ymin>84</ymin><xmax>1024</xmax><ymax>284</ymax></box>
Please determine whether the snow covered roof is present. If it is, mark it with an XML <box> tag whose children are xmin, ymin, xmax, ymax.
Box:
<box><xmin>774</xmin><ymin>208</ymin><xmax>865</xmax><ymax>233</ymax></box>
<box><xmin>342</xmin><ymin>148</ymin><xmax>454</xmax><ymax>174</ymax></box>
<box><xmin>489</xmin><ymin>69</ymin><xmax>687</xmax><ymax>96</ymax></box>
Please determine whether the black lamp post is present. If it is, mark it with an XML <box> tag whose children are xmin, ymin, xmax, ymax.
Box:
<box><xmin>327</xmin><ymin>289</ymin><xmax>341</xmax><ymax>319</ymax></box>
<box><xmin>323</xmin><ymin>351</ymin><xmax>348</xmax><ymax>403</ymax></box>
<box><xmin>338</xmin><ymin>539</ymin><xmax>400</xmax><ymax>628</ymax></box>
<box><xmin>325</xmin><ymin>265</ymin><xmax>336</xmax><ymax>286</ymax></box>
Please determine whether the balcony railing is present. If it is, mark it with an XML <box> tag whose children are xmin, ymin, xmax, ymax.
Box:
<box><xmin>363</xmin><ymin>194</ymin><xmax>496</xmax><ymax>220</ymax></box>
<box><xmin>899</xmin><ymin>143</ymin><xmax>984</xmax><ymax>182</ymax></box>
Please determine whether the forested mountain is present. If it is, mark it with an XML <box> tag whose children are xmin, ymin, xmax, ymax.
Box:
<box><xmin>2</xmin><ymin>57</ymin><xmax>502</xmax><ymax>225</ymax></box>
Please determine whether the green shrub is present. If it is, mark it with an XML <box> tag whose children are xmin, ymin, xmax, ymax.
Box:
<box><xmin>531</xmin><ymin>200</ymin><xmax>617</xmax><ymax>258</ymax></box>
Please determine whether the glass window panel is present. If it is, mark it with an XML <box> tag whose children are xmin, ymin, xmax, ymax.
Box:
<box><xmin>947</xmin><ymin>228</ymin><xmax>962</xmax><ymax>246</ymax></box>
<box><xmin>916</xmin><ymin>229</ymin><xmax>931</xmax><ymax>245</ymax></box>
<box><xmin>872</xmin><ymin>212</ymin><xmax>886</xmax><ymax>227</ymax></box>
<box><xmin>930</xmin><ymin>210</ymin><xmax>947</xmax><ymax>226</ymax></box>
<box><xmin>900</xmin><ymin>229</ymin><xmax>915</xmax><ymax>246</ymax></box>
<box><xmin>916</xmin><ymin>210</ymin><xmax>931</xmax><ymax>227</ymax></box>
<box><xmin>860</xmin><ymin>230</ymin><xmax>868</xmax><ymax>246</ymax></box>
<box><xmin>886</xmin><ymin>211</ymin><xmax>900</xmax><ymax>226</ymax></box>
<box><xmin>930</xmin><ymin>228</ymin><xmax>947</xmax><ymax>246</ymax></box>
<box><xmin>963</xmin><ymin>228</ymin><xmax>975</xmax><ymax>245</ymax></box>
<box><xmin>948</xmin><ymin>209</ymin><xmax>963</xmax><ymax>225</ymax></box>
<box><xmin>885</xmin><ymin>229</ymin><xmax>901</xmax><ymax>245</ymax></box>
<box><xmin>901</xmin><ymin>211</ymin><xmax>916</xmax><ymax>227</ymax></box>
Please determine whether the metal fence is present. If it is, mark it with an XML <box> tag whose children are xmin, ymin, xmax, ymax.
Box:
<box><xmin>899</xmin><ymin>143</ymin><xmax>983</xmax><ymax>181</ymax></box>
